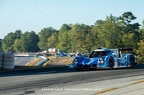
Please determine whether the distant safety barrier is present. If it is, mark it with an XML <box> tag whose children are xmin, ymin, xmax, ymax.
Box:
<box><xmin>0</xmin><ymin>52</ymin><xmax>15</xmax><ymax>69</ymax></box>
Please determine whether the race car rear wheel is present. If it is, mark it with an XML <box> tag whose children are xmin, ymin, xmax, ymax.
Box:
<box><xmin>130</xmin><ymin>55</ymin><xmax>135</xmax><ymax>68</ymax></box>
<box><xmin>109</xmin><ymin>58</ymin><xmax>113</xmax><ymax>70</ymax></box>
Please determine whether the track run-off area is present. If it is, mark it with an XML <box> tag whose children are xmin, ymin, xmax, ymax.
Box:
<box><xmin>0</xmin><ymin>64</ymin><xmax>144</xmax><ymax>95</ymax></box>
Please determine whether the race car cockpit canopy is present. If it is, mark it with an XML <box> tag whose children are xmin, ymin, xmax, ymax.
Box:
<box><xmin>89</xmin><ymin>48</ymin><xmax>111</xmax><ymax>58</ymax></box>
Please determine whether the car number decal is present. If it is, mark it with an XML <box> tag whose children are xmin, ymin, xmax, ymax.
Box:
<box><xmin>120</xmin><ymin>59</ymin><xmax>125</xmax><ymax>64</ymax></box>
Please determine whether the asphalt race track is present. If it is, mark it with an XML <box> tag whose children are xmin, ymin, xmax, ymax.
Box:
<box><xmin>0</xmin><ymin>64</ymin><xmax>144</xmax><ymax>95</ymax></box>
<box><xmin>15</xmin><ymin>56</ymin><xmax>35</xmax><ymax>66</ymax></box>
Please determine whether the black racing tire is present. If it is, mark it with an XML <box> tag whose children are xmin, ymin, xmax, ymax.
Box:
<box><xmin>109</xmin><ymin>58</ymin><xmax>114</xmax><ymax>70</ymax></box>
<box><xmin>130</xmin><ymin>55</ymin><xmax>135</xmax><ymax>68</ymax></box>
<box><xmin>91</xmin><ymin>64</ymin><xmax>97</xmax><ymax>70</ymax></box>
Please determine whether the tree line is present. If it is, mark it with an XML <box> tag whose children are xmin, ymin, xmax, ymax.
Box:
<box><xmin>0</xmin><ymin>11</ymin><xmax>144</xmax><ymax>63</ymax></box>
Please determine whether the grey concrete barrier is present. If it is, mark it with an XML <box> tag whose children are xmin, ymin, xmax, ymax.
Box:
<box><xmin>0</xmin><ymin>52</ymin><xmax>3</xmax><ymax>68</ymax></box>
<box><xmin>0</xmin><ymin>52</ymin><xmax>15</xmax><ymax>69</ymax></box>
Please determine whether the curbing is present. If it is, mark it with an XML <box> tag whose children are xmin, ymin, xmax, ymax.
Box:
<box><xmin>25</xmin><ymin>58</ymin><xmax>37</xmax><ymax>66</ymax></box>
<box><xmin>36</xmin><ymin>56</ymin><xmax>48</xmax><ymax>66</ymax></box>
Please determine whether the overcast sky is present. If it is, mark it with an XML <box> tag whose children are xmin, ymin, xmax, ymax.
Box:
<box><xmin>0</xmin><ymin>0</ymin><xmax>144</xmax><ymax>39</ymax></box>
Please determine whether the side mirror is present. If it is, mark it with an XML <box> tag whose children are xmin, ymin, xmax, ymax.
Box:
<box><xmin>112</xmin><ymin>53</ymin><xmax>116</xmax><ymax>57</ymax></box>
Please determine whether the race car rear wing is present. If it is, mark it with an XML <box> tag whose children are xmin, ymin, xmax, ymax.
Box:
<box><xmin>118</xmin><ymin>48</ymin><xmax>135</xmax><ymax>57</ymax></box>
<box><xmin>110</xmin><ymin>48</ymin><xmax>134</xmax><ymax>57</ymax></box>
<box><xmin>118</xmin><ymin>48</ymin><xmax>134</xmax><ymax>52</ymax></box>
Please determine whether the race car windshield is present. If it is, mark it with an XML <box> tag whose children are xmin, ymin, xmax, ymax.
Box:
<box><xmin>89</xmin><ymin>51</ymin><xmax>107</xmax><ymax>58</ymax></box>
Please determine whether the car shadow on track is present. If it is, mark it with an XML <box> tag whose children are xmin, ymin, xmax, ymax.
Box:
<box><xmin>0</xmin><ymin>64</ymin><xmax>144</xmax><ymax>77</ymax></box>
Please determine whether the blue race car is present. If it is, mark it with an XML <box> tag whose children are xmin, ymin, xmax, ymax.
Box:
<box><xmin>70</xmin><ymin>48</ymin><xmax>137</xmax><ymax>70</ymax></box>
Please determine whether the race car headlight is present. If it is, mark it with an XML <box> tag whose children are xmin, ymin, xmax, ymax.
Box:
<box><xmin>98</xmin><ymin>57</ymin><xmax>104</xmax><ymax>63</ymax></box>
